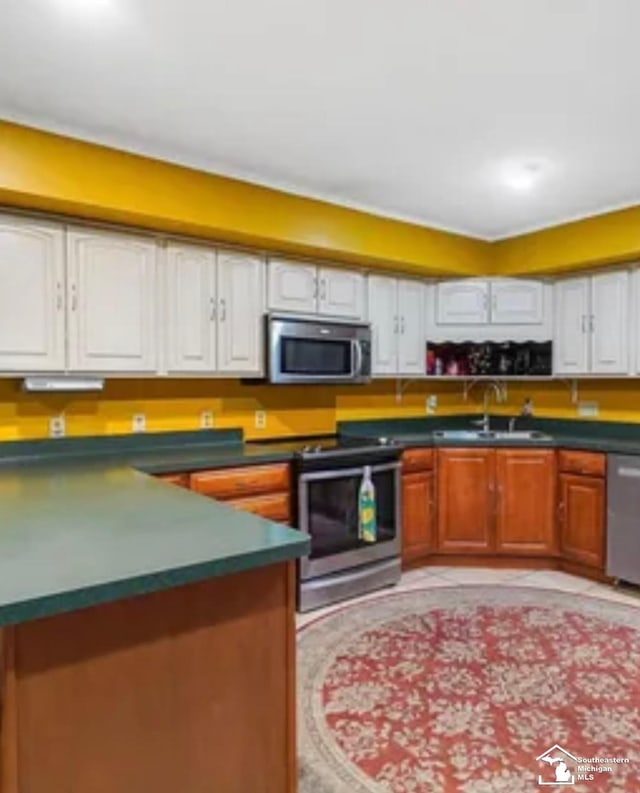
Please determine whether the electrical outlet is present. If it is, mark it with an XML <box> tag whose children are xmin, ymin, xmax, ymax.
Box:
<box><xmin>254</xmin><ymin>410</ymin><xmax>267</xmax><ymax>430</ymax></box>
<box><xmin>200</xmin><ymin>411</ymin><xmax>214</xmax><ymax>429</ymax></box>
<box><xmin>577</xmin><ymin>401</ymin><xmax>599</xmax><ymax>418</ymax></box>
<box><xmin>426</xmin><ymin>395</ymin><xmax>438</xmax><ymax>415</ymax></box>
<box><xmin>132</xmin><ymin>413</ymin><xmax>146</xmax><ymax>433</ymax></box>
<box><xmin>49</xmin><ymin>414</ymin><xmax>66</xmax><ymax>438</ymax></box>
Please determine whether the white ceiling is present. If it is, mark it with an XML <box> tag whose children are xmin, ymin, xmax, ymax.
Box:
<box><xmin>1</xmin><ymin>0</ymin><xmax>640</xmax><ymax>240</ymax></box>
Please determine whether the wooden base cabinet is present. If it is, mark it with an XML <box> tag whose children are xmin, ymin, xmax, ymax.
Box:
<box><xmin>436</xmin><ymin>448</ymin><xmax>557</xmax><ymax>556</ymax></box>
<box><xmin>401</xmin><ymin>449</ymin><xmax>434</xmax><ymax>565</ymax></box>
<box><xmin>559</xmin><ymin>473</ymin><xmax>606</xmax><ymax>570</ymax></box>
<box><xmin>495</xmin><ymin>449</ymin><xmax>556</xmax><ymax>555</ymax></box>
<box><xmin>436</xmin><ymin>448</ymin><xmax>495</xmax><ymax>553</ymax></box>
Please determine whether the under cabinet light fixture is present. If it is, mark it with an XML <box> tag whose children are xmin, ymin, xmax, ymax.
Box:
<box><xmin>22</xmin><ymin>376</ymin><xmax>105</xmax><ymax>393</ymax></box>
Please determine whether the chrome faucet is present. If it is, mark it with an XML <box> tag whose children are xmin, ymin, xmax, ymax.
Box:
<box><xmin>472</xmin><ymin>381</ymin><xmax>504</xmax><ymax>433</ymax></box>
<box><xmin>508</xmin><ymin>416</ymin><xmax>517</xmax><ymax>433</ymax></box>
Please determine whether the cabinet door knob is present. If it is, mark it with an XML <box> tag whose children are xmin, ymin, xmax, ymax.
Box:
<box><xmin>219</xmin><ymin>298</ymin><xmax>226</xmax><ymax>321</ymax></box>
<box><xmin>56</xmin><ymin>281</ymin><xmax>63</xmax><ymax>310</ymax></box>
<box><xmin>209</xmin><ymin>297</ymin><xmax>217</xmax><ymax>321</ymax></box>
<box><xmin>71</xmin><ymin>284</ymin><xmax>78</xmax><ymax>311</ymax></box>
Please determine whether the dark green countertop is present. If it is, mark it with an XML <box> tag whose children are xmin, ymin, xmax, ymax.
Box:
<box><xmin>339</xmin><ymin>415</ymin><xmax>640</xmax><ymax>454</ymax></box>
<box><xmin>0</xmin><ymin>431</ymin><xmax>308</xmax><ymax>628</ymax></box>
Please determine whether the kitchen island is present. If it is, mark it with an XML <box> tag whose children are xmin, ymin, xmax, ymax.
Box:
<box><xmin>0</xmin><ymin>459</ymin><xmax>308</xmax><ymax>793</ymax></box>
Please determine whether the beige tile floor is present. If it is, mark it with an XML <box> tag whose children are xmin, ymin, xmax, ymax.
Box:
<box><xmin>296</xmin><ymin>566</ymin><xmax>640</xmax><ymax>628</ymax></box>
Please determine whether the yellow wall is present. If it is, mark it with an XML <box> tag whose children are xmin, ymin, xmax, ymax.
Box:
<box><xmin>0</xmin><ymin>379</ymin><xmax>464</xmax><ymax>442</ymax></box>
<box><xmin>0</xmin><ymin>120</ymin><xmax>491</xmax><ymax>277</ymax></box>
<box><xmin>493</xmin><ymin>206</ymin><xmax>640</xmax><ymax>275</ymax></box>
<box><xmin>466</xmin><ymin>379</ymin><xmax>640</xmax><ymax>424</ymax></box>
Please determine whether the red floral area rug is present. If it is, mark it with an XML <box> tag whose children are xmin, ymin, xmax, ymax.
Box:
<box><xmin>297</xmin><ymin>587</ymin><xmax>640</xmax><ymax>792</ymax></box>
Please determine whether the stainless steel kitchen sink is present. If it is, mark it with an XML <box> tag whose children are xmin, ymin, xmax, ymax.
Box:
<box><xmin>433</xmin><ymin>429</ymin><xmax>552</xmax><ymax>442</ymax></box>
<box><xmin>432</xmin><ymin>430</ymin><xmax>496</xmax><ymax>440</ymax></box>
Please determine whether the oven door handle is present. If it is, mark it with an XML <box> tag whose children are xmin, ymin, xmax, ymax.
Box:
<box><xmin>299</xmin><ymin>461</ymin><xmax>400</xmax><ymax>482</ymax></box>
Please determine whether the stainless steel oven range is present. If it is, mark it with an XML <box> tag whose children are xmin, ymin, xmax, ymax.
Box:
<box><xmin>295</xmin><ymin>437</ymin><xmax>402</xmax><ymax>612</ymax></box>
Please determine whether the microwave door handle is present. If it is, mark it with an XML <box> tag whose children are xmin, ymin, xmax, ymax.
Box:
<box><xmin>353</xmin><ymin>340</ymin><xmax>363</xmax><ymax>376</ymax></box>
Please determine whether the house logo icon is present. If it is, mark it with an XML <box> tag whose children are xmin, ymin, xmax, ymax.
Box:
<box><xmin>536</xmin><ymin>745</ymin><xmax>577</xmax><ymax>786</ymax></box>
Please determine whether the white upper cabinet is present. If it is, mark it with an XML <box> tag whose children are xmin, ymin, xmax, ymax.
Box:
<box><xmin>318</xmin><ymin>267</ymin><xmax>364</xmax><ymax>319</ymax></box>
<box><xmin>368</xmin><ymin>275</ymin><xmax>398</xmax><ymax>375</ymax></box>
<box><xmin>267</xmin><ymin>259</ymin><xmax>364</xmax><ymax>319</ymax></box>
<box><xmin>367</xmin><ymin>275</ymin><xmax>425</xmax><ymax>376</ymax></box>
<box><xmin>490</xmin><ymin>279</ymin><xmax>544</xmax><ymax>324</ymax></box>
<box><xmin>554</xmin><ymin>277</ymin><xmax>590</xmax><ymax>374</ymax></box>
<box><xmin>268</xmin><ymin>259</ymin><xmax>317</xmax><ymax>315</ymax></box>
<box><xmin>0</xmin><ymin>215</ymin><xmax>66</xmax><ymax>372</ymax></box>
<box><xmin>554</xmin><ymin>272</ymin><xmax>629</xmax><ymax>375</ymax></box>
<box><xmin>397</xmin><ymin>279</ymin><xmax>425</xmax><ymax>375</ymax></box>
<box><xmin>590</xmin><ymin>271</ymin><xmax>629</xmax><ymax>374</ymax></box>
<box><xmin>165</xmin><ymin>243</ymin><xmax>217</xmax><ymax>373</ymax></box>
<box><xmin>217</xmin><ymin>251</ymin><xmax>265</xmax><ymax>375</ymax></box>
<box><xmin>436</xmin><ymin>279</ymin><xmax>489</xmax><ymax>325</ymax></box>
<box><xmin>67</xmin><ymin>229</ymin><xmax>158</xmax><ymax>372</ymax></box>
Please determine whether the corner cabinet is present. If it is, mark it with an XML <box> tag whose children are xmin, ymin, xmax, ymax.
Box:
<box><xmin>0</xmin><ymin>214</ymin><xmax>66</xmax><ymax>372</ymax></box>
<box><xmin>368</xmin><ymin>275</ymin><xmax>425</xmax><ymax>376</ymax></box>
<box><xmin>67</xmin><ymin>229</ymin><xmax>158</xmax><ymax>372</ymax></box>
<box><xmin>217</xmin><ymin>251</ymin><xmax>265</xmax><ymax>375</ymax></box>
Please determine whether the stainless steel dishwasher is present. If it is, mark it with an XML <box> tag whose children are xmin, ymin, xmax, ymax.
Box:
<box><xmin>607</xmin><ymin>455</ymin><xmax>640</xmax><ymax>585</ymax></box>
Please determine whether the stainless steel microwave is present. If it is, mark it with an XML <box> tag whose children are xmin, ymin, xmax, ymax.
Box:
<box><xmin>267</xmin><ymin>314</ymin><xmax>372</xmax><ymax>384</ymax></box>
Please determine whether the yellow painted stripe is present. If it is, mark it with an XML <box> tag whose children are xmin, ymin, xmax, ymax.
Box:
<box><xmin>0</xmin><ymin>120</ymin><xmax>491</xmax><ymax>277</ymax></box>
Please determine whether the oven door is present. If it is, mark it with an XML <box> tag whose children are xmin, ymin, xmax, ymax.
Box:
<box><xmin>268</xmin><ymin>316</ymin><xmax>370</xmax><ymax>384</ymax></box>
<box><xmin>298</xmin><ymin>461</ymin><xmax>401</xmax><ymax>580</ymax></box>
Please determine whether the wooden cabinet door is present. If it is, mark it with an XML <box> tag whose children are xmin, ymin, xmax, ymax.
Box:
<box><xmin>217</xmin><ymin>251</ymin><xmax>265</xmax><ymax>375</ymax></box>
<box><xmin>495</xmin><ymin>449</ymin><xmax>556</xmax><ymax>555</ymax></box>
<box><xmin>0</xmin><ymin>214</ymin><xmax>66</xmax><ymax>371</ymax></box>
<box><xmin>559</xmin><ymin>473</ymin><xmax>605</xmax><ymax>569</ymax></box>
<box><xmin>318</xmin><ymin>267</ymin><xmax>364</xmax><ymax>319</ymax></box>
<box><xmin>490</xmin><ymin>278</ymin><xmax>544</xmax><ymax>325</ymax></box>
<box><xmin>591</xmin><ymin>271</ymin><xmax>629</xmax><ymax>375</ymax></box>
<box><xmin>554</xmin><ymin>277</ymin><xmax>590</xmax><ymax>374</ymax></box>
<box><xmin>67</xmin><ymin>228</ymin><xmax>158</xmax><ymax>372</ymax></box>
<box><xmin>165</xmin><ymin>243</ymin><xmax>217</xmax><ymax>373</ymax></box>
<box><xmin>367</xmin><ymin>275</ymin><xmax>398</xmax><ymax>375</ymax></box>
<box><xmin>435</xmin><ymin>279</ymin><xmax>489</xmax><ymax>325</ymax></box>
<box><xmin>436</xmin><ymin>448</ymin><xmax>494</xmax><ymax>552</ymax></box>
<box><xmin>402</xmin><ymin>471</ymin><xmax>434</xmax><ymax>563</ymax></box>
<box><xmin>397</xmin><ymin>279</ymin><xmax>425</xmax><ymax>375</ymax></box>
<box><xmin>267</xmin><ymin>259</ymin><xmax>317</xmax><ymax>314</ymax></box>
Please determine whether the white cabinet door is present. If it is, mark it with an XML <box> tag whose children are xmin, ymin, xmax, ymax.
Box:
<box><xmin>0</xmin><ymin>215</ymin><xmax>66</xmax><ymax>371</ymax></box>
<box><xmin>436</xmin><ymin>279</ymin><xmax>489</xmax><ymax>324</ymax></box>
<box><xmin>267</xmin><ymin>259</ymin><xmax>317</xmax><ymax>314</ymax></box>
<box><xmin>490</xmin><ymin>279</ymin><xmax>544</xmax><ymax>324</ymax></box>
<box><xmin>67</xmin><ymin>229</ymin><xmax>157</xmax><ymax>372</ymax></box>
<box><xmin>591</xmin><ymin>271</ymin><xmax>629</xmax><ymax>374</ymax></box>
<box><xmin>165</xmin><ymin>243</ymin><xmax>217</xmax><ymax>373</ymax></box>
<box><xmin>318</xmin><ymin>267</ymin><xmax>364</xmax><ymax>319</ymax></box>
<box><xmin>554</xmin><ymin>277</ymin><xmax>590</xmax><ymax>374</ymax></box>
<box><xmin>368</xmin><ymin>275</ymin><xmax>398</xmax><ymax>375</ymax></box>
<box><xmin>217</xmin><ymin>251</ymin><xmax>265</xmax><ymax>374</ymax></box>
<box><xmin>397</xmin><ymin>279</ymin><xmax>425</xmax><ymax>375</ymax></box>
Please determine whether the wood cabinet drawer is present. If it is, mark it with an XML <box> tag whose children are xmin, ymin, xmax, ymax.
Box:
<box><xmin>225</xmin><ymin>493</ymin><xmax>291</xmax><ymax>523</ymax></box>
<box><xmin>558</xmin><ymin>450</ymin><xmax>606</xmax><ymax>477</ymax></box>
<box><xmin>190</xmin><ymin>464</ymin><xmax>290</xmax><ymax>499</ymax></box>
<box><xmin>156</xmin><ymin>473</ymin><xmax>190</xmax><ymax>489</ymax></box>
<box><xmin>402</xmin><ymin>448</ymin><xmax>434</xmax><ymax>473</ymax></box>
